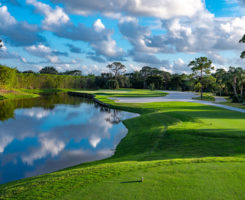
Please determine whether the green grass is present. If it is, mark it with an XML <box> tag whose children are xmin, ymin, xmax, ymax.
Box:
<box><xmin>218</xmin><ymin>97</ymin><xmax>245</xmax><ymax>110</ymax></box>
<box><xmin>1</xmin><ymin>90</ymin><xmax>245</xmax><ymax>199</ymax></box>
<box><xmin>220</xmin><ymin>102</ymin><xmax>245</xmax><ymax>110</ymax></box>
<box><xmin>0</xmin><ymin>88</ymin><xmax>79</xmax><ymax>101</ymax></box>
<box><xmin>77</xmin><ymin>88</ymin><xmax>168</xmax><ymax>97</ymax></box>
<box><xmin>0</xmin><ymin>89</ymin><xmax>39</xmax><ymax>100</ymax></box>
<box><xmin>192</xmin><ymin>93</ymin><xmax>215</xmax><ymax>101</ymax></box>
<box><xmin>62</xmin><ymin>161</ymin><xmax>245</xmax><ymax>200</ymax></box>
<box><xmin>0</xmin><ymin>88</ymin><xmax>165</xmax><ymax>101</ymax></box>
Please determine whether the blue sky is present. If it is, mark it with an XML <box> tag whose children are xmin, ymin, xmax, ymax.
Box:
<box><xmin>0</xmin><ymin>0</ymin><xmax>245</xmax><ymax>74</ymax></box>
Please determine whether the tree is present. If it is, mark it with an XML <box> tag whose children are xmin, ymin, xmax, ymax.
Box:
<box><xmin>215</xmin><ymin>68</ymin><xmax>227</xmax><ymax>96</ymax></box>
<box><xmin>228</xmin><ymin>66</ymin><xmax>243</xmax><ymax>102</ymax></box>
<box><xmin>23</xmin><ymin>70</ymin><xmax>35</xmax><ymax>74</ymax></box>
<box><xmin>140</xmin><ymin>66</ymin><xmax>165</xmax><ymax>89</ymax></box>
<box><xmin>39</xmin><ymin>66</ymin><xmax>58</xmax><ymax>74</ymax></box>
<box><xmin>194</xmin><ymin>82</ymin><xmax>202</xmax><ymax>93</ymax></box>
<box><xmin>239</xmin><ymin>71</ymin><xmax>245</xmax><ymax>98</ymax></box>
<box><xmin>63</xmin><ymin>70</ymin><xmax>82</xmax><ymax>76</ymax></box>
<box><xmin>171</xmin><ymin>74</ymin><xmax>184</xmax><ymax>91</ymax></box>
<box><xmin>202</xmin><ymin>75</ymin><xmax>216</xmax><ymax>93</ymax></box>
<box><xmin>106</xmin><ymin>62</ymin><xmax>126</xmax><ymax>89</ymax></box>
<box><xmin>140</xmin><ymin>66</ymin><xmax>153</xmax><ymax>88</ymax></box>
<box><xmin>188</xmin><ymin>57</ymin><xmax>214</xmax><ymax>100</ymax></box>
<box><xmin>146</xmin><ymin>75</ymin><xmax>164</xmax><ymax>90</ymax></box>
<box><xmin>129</xmin><ymin>71</ymin><xmax>144</xmax><ymax>89</ymax></box>
<box><xmin>0</xmin><ymin>65</ymin><xmax>16</xmax><ymax>89</ymax></box>
<box><xmin>239</xmin><ymin>34</ymin><xmax>245</xmax><ymax>59</ymax></box>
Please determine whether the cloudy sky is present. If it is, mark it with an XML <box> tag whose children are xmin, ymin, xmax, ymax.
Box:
<box><xmin>0</xmin><ymin>0</ymin><xmax>245</xmax><ymax>74</ymax></box>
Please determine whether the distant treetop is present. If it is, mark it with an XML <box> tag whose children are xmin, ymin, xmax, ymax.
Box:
<box><xmin>39</xmin><ymin>66</ymin><xmax>58</xmax><ymax>75</ymax></box>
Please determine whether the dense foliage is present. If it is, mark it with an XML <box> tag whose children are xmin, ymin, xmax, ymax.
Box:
<box><xmin>1</xmin><ymin>59</ymin><xmax>245</xmax><ymax>103</ymax></box>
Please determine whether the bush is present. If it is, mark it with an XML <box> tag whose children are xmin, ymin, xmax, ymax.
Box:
<box><xmin>231</xmin><ymin>94</ymin><xmax>242</xmax><ymax>103</ymax></box>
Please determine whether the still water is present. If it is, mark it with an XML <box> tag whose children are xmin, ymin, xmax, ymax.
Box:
<box><xmin>0</xmin><ymin>93</ymin><xmax>137</xmax><ymax>184</ymax></box>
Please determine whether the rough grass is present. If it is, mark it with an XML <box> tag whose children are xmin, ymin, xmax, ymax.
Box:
<box><xmin>1</xmin><ymin>90</ymin><xmax>245</xmax><ymax>199</ymax></box>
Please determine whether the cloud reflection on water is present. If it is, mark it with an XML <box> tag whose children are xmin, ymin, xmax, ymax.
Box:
<box><xmin>0</xmin><ymin>95</ymin><xmax>137</xmax><ymax>184</ymax></box>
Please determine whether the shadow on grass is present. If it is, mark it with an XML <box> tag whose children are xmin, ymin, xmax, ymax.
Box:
<box><xmin>120</xmin><ymin>180</ymin><xmax>143</xmax><ymax>184</ymax></box>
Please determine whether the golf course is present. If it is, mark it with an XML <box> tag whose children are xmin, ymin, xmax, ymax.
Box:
<box><xmin>2</xmin><ymin>0</ymin><xmax>245</xmax><ymax>199</ymax></box>
<box><xmin>1</xmin><ymin>89</ymin><xmax>245</xmax><ymax>200</ymax></box>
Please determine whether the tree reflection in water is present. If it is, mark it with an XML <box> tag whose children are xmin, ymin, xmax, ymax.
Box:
<box><xmin>0</xmin><ymin>93</ymin><xmax>137</xmax><ymax>184</ymax></box>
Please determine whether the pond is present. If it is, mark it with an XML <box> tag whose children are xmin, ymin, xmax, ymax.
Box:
<box><xmin>0</xmin><ymin>93</ymin><xmax>138</xmax><ymax>184</ymax></box>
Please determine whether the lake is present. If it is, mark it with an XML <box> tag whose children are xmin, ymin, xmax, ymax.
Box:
<box><xmin>0</xmin><ymin>93</ymin><xmax>137</xmax><ymax>184</ymax></box>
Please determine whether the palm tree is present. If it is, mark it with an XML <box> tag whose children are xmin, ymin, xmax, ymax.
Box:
<box><xmin>228</xmin><ymin>67</ymin><xmax>242</xmax><ymax>102</ymax></box>
<box><xmin>215</xmin><ymin>68</ymin><xmax>226</xmax><ymax>96</ymax></box>
<box><xmin>238</xmin><ymin>69</ymin><xmax>245</xmax><ymax>99</ymax></box>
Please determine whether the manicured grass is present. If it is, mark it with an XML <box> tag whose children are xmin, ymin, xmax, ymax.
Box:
<box><xmin>62</xmin><ymin>161</ymin><xmax>245</xmax><ymax>200</ymax></box>
<box><xmin>1</xmin><ymin>90</ymin><xmax>245</xmax><ymax>199</ymax></box>
<box><xmin>192</xmin><ymin>94</ymin><xmax>215</xmax><ymax>101</ymax></box>
<box><xmin>78</xmin><ymin>88</ymin><xmax>168</xmax><ymax>97</ymax></box>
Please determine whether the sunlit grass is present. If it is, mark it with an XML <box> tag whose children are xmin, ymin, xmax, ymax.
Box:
<box><xmin>0</xmin><ymin>89</ymin><xmax>39</xmax><ymax>100</ymax></box>
<box><xmin>78</xmin><ymin>88</ymin><xmax>168</xmax><ymax>97</ymax></box>
<box><xmin>192</xmin><ymin>93</ymin><xmax>215</xmax><ymax>101</ymax></box>
<box><xmin>1</xmin><ymin>91</ymin><xmax>245</xmax><ymax>199</ymax></box>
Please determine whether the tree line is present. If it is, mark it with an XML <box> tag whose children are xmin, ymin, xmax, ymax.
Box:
<box><xmin>0</xmin><ymin>60</ymin><xmax>244</xmax><ymax>103</ymax></box>
<box><xmin>1</xmin><ymin>34</ymin><xmax>245</xmax><ymax>102</ymax></box>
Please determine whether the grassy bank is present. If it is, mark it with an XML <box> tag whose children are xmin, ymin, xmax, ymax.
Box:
<box><xmin>0</xmin><ymin>88</ymin><xmax>166</xmax><ymax>101</ymax></box>
<box><xmin>0</xmin><ymin>88</ymin><xmax>79</xmax><ymax>101</ymax></box>
<box><xmin>1</xmin><ymin>90</ymin><xmax>245</xmax><ymax>199</ymax></box>
<box><xmin>0</xmin><ymin>89</ymin><xmax>39</xmax><ymax>100</ymax></box>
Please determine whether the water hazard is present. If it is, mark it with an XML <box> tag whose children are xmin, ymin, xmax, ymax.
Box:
<box><xmin>0</xmin><ymin>93</ymin><xmax>137</xmax><ymax>184</ymax></box>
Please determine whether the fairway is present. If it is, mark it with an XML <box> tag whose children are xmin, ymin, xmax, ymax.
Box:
<box><xmin>1</xmin><ymin>91</ymin><xmax>245</xmax><ymax>200</ymax></box>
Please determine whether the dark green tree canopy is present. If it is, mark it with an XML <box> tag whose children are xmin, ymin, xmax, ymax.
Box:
<box><xmin>63</xmin><ymin>70</ymin><xmax>82</xmax><ymax>76</ymax></box>
<box><xmin>146</xmin><ymin>75</ymin><xmax>164</xmax><ymax>90</ymax></box>
<box><xmin>188</xmin><ymin>57</ymin><xmax>214</xmax><ymax>76</ymax></box>
<box><xmin>39</xmin><ymin>66</ymin><xmax>58</xmax><ymax>74</ymax></box>
<box><xmin>23</xmin><ymin>70</ymin><xmax>35</xmax><ymax>74</ymax></box>
<box><xmin>188</xmin><ymin>57</ymin><xmax>214</xmax><ymax>99</ymax></box>
<box><xmin>107</xmin><ymin>62</ymin><xmax>126</xmax><ymax>78</ymax></box>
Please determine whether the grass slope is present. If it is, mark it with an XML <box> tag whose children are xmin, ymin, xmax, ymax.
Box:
<box><xmin>1</xmin><ymin>90</ymin><xmax>245</xmax><ymax>199</ymax></box>
<box><xmin>0</xmin><ymin>89</ymin><xmax>39</xmax><ymax>100</ymax></box>
<box><xmin>0</xmin><ymin>88</ymin><xmax>79</xmax><ymax>101</ymax></box>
